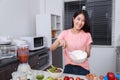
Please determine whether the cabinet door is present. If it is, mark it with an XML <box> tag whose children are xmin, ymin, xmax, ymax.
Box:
<box><xmin>28</xmin><ymin>55</ymin><xmax>39</xmax><ymax>69</ymax></box>
<box><xmin>0</xmin><ymin>65</ymin><xmax>13</xmax><ymax>80</ymax></box>
<box><xmin>0</xmin><ymin>70</ymin><xmax>5</xmax><ymax>80</ymax></box>
<box><xmin>52</xmin><ymin>46</ymin><xmax>63</xmax><ymax>68</ymax></box>
<box><xmin>11</xmin><ymin>61</ymin><xmax>19</xmax><ymax>71</ymax></box>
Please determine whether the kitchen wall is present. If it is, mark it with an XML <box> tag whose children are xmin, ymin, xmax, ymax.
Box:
<box><xmin>0</xmin><ymin>0</ymin><xmax>120</xmax><ymax>76</ymax></box>
<box><xmin>0</xmin><ymin>0</ymin><xmax>40</xmax><ymax>37</ymax></box>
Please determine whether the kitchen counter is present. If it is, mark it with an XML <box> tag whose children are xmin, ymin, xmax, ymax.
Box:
<box><xmin>0</xmin><ymin>47</ymin><xmax>50</xmax><ymax>80</ymax></box>
<box><xmin>11</xmin><ymin>69</ymin><xmax>87</xmax><ymax>80</ymax></box>
<box><xmin>42</xmin><ymin>71</ymin><xmax>86</xmax><ymax>80</ymax></box>
<box><xmin>0</xmin><ymin>47</ymin><xmax>49</xmax><ymax>68</ymax></box>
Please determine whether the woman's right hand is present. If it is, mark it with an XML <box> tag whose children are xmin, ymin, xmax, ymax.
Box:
<box><xmin>59</xmin><ymin>39</ymin><xmax>67</xmax><ymax>48</ymax></box>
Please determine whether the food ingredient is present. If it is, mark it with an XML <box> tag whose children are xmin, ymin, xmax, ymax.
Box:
<box><xmin>69</xmin><ymin>77</ymin><xmax>74</xmax><ymax>80</ymax></box>
<box><xmin>99</xmin><ymin>75</ymin><xmax>104</xmax><ymax>80</ymax></box>
<box><xmin>36</xmin><ymin>74</ymin><xmax>44</xmax><ymax>80</ymax></box>
<box><xmin>107</xmin><ymin>72</ymin><xmax>115</xmax><ymax>80</ymax></box>
<box><xmin>18</xmin><ymin>53</ymin><xmax>28</xmax><ymax>63</ymax></box>
<box><xmin>114</xmin><ymin>77</ymin><xmax>119</xmax><ymax>80</ymax></box>
<box><xmin>85</xmin><ymin>73</ymin><xmax>98</xmax><ymax>80</ymax></box>
<box><xmin>46</xmin><ymin>76</ymin><xmax>54</xmax><ymax>80</ymax></box>
<box><xmin>49</xmin><ymin>65</ymin><xmax>62</xmax><ymax>73</ymax></box>
<box><xmin>76</xmin><ymin>77</ymin><xmax>81</xmax><ymax>80</ymax></box>
<box><xmin>63</xmin><ymin>76</ymin><xmax>69</xmax><ymax>80</ymax></box>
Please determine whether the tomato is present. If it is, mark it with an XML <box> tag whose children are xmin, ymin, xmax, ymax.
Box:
<box><xmin>114</xmin><ymin>77</ymin><xmax>119</xmax><ymax>80</ymax></box>
<box><xmin>76</xmin><ymin>77</ymin><xmax>81</xmax><ymax>80</ymax></box>
<box><xmin>69</xmin><ymin>77</ymin><xmax>74</xmax><ymax>80</ymax></box>
<box><xmin>99</xmin><ymin>75</ymin><xmax>104</xmax><ymax>80</ymax></box>
<box><xmin>64</xmin><ymin>76</ymin><xmax>69</xmax><ymax>80</ymax></box>
<box><xmin>107</xmin><ymin>72</ymin><xmax>115</xmax><ymax>80</ymax></box>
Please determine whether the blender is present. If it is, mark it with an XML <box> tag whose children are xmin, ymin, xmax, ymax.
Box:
<box><xmin>11</xmin><ymin>40</ymin><xmax>34</xmax><ymax>80</ymax></box>
<box><xmin>17</xmin><ymin>41</ymin><xmax>31</xmax><ymax>72</ymax></box>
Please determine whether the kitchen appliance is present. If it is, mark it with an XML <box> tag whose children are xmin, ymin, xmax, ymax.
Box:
<box><xmin>38</xmin><ymin>51</ymin><xmax>50</xmax><ymax>70</ymax></box>
<box><xmin>17</xmin><ymin>41</ymin><xmax>31</xmax><ymax>72</ymax></box>
<box><xmin>20</xmin><ymin>36</ymin><xmax>47</xmax><ymax>51</ymax></box>
<box><xmin>17</xmin><ymin>42</ymin><xmax>34</xmax><ymax>80</ymax></box>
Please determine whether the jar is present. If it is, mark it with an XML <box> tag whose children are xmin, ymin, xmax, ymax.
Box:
<box><xmin>17</xmin><ymin>40</ymin><xmax>29</xmax><ymax>63</ymax></box>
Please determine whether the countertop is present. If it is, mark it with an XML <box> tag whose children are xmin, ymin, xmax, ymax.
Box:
<box><xmin>0</xmin><ymin>47</ymin><xmax>49</xmax><ymax>68</ymax></box>
<box><xmin>11</xmin><ymin>69</ymin><xmax>87</xmax><ymax>80</ymax></box>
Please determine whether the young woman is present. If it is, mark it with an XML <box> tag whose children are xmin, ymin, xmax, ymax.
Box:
<box><xmin>50</xmin><ymin>10</ymin><xmax>93</xmax><ymax>75</ymax></box>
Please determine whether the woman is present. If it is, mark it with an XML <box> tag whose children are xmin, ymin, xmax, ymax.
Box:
<box><xmin>50</xmin><ymin>10</ymin><xmax>93</xmax><ymax>75</ymax></box>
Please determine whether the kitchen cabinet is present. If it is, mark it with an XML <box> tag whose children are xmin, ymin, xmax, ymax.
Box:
<box><xmin>51</xmin><ymin>14</ymin><xmax>61</xmax><ymax>38</ymax></box>
<box><xmin>28</xmin><ymin>54</ymin><xmax>39</xmax><ymax>69</ymax></box>
<box><xmin>28</xmin><ymin>49</ymin><xmax>50</xmax><ymax>70</ymax></box>
<box><xmin>52</xmin><ymin>39</ymin><xmax>63</xmax><ymax>68</ymax></box>
<box><xmin>52</xmin><ymin>46</ymin><xmax>63</xmax><ymax>68</ymax></box>
<box><xmin>0</xmin><ymin>61</ymin><xmax>19</xmax><ymax>80</ymax></box>
<box><xmin>0</xmin><ymin>48</ymin><xmax>50</xmax><ymax>80</ymax></box>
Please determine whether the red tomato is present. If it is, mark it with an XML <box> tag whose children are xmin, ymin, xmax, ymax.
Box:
<box><xmin>107</xmin><ymin>72</ymin><xmax>115</xmax><ymax>80</ymax></box>
<box><xmin>76</xmin><ymin>77</ymin><xmax>81</xmax><ymax>80</ymax></box>
<box><xmin>69</xmin><ymin>77</ymin><xmax>74</xmax><ymax>80</ymax></box>
<box><xmin>114</xmin><ymin>77</ymin><xmax>119</xmax><ymax>80</ymax></box>
<box><xmin>64</xmin><ymin>76</ymin><xmax>69</xmax><ymax>80</ymax></box>
<box><xmin>99</xmin><ymin>75</ymin><xmax>104</xmax><ymax>80</ymax></box>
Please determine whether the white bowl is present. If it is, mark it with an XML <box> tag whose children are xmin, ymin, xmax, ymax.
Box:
<box><xmin>47</xmin><ymin>68</ymin><xmax>63</xmax><ymax>78</ymax></box>
<box><xmin>69</xmin><ymin>50</ymin><xmax>87</xmax><ymax>64</ymax></box>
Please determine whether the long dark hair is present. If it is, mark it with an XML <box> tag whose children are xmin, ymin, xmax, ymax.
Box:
<box><xmin>72</xmin><ymin>10</ymin><xmax>91</xmax><ymax>33</ymax></box>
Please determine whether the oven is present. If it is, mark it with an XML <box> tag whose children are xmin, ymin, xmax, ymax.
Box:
<box><xmin>29</xmin><ymin>48</ymin><xmax>51</xmax><ymax>70</ymax></box>
<box><xmin>38</xmin><ymin>52</ymin><xmax>50</xmax><ymax>70</ymax></box>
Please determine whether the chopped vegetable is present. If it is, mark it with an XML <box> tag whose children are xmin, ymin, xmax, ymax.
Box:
<box><xmin>36</xmin><ymin>74</ymin><xmax>44</xmax><ymax>80</ymax></box>
<box><xmin>48</xmin><ymin>65</ymin><xmax>62</xmax><ymax>73</ymax></box>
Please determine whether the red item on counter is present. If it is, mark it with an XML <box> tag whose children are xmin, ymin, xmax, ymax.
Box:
<box><xmin>18</xmin><ymin>53</ymin><xmax>28</xmax><ymax>63</ymax></box>
<box><xmin>107</xmin><ymin>72</ymin><xmax>115</xmax><ymax>80</ymax></box>
<box><xmin>64</xmin><ymin>76</ymin><xmax>69</xmax><ymax>80</ymax></box>
<box><xmin>17</xmin><ymin>46</ymin><xmax>29</xmax><ymax>63</ymax></box>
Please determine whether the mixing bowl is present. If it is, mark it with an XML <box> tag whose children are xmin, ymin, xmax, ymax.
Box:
<box><xmin>47</xmin><ymin>68</ymin><xmax>63</xmax><ymax>78</ymax></box>
<box><xmin>69</xmin><ymin>50</ymin><xmax>87</xmax><ymax>64</ymax></box>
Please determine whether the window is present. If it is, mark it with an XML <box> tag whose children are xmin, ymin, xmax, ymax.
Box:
<box><xmin>64</xmin><ymin>0</ymin><xmax>112</xmax><ymax>45</ymax></box>
<box><xmin>64</xmin><ymin>1</ymin><xmax>85</xmax><ymax>29</ymax></box>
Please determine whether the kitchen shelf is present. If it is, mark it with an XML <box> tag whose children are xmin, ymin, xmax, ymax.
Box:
<box><xmin>51</xmin><ymin>14</ymin><xmax>61</xmax><ymax>38</ymax></box>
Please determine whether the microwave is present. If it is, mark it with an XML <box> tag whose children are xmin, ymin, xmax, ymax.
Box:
<box><xmin>20</xmin><ymin>36</ymin><xmax>47</xmax><ymax>51</ymax></box>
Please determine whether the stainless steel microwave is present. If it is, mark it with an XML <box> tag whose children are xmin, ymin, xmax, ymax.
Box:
<box><xmin>20</xmin><ymin>36</ymin><xmax>47</xmax><ymax>51</ymax></box>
